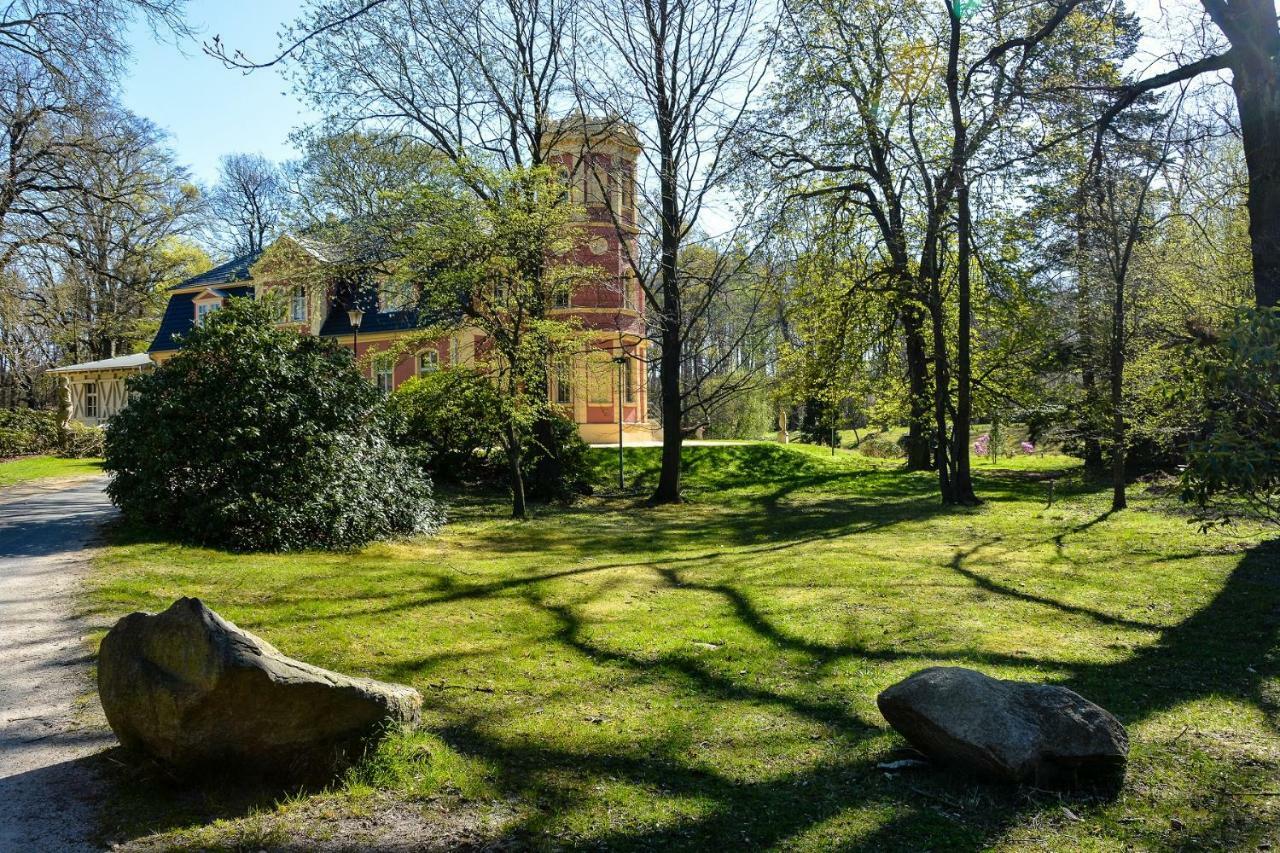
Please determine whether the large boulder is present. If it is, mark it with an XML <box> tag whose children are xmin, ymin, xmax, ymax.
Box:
<box><xmin>98</xmin><ymin>597</ymin><xmax>421</xmax><ymax>780</ymax></box>
<box><xmin>877</xmin><ymin>666</ymin><xmax>1128</xmax><ymax>787</ymax></box>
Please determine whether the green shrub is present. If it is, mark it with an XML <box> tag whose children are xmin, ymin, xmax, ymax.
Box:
<box><xmin>0</xmin><ymin>408</ymin><xmax>59</xmax><ymax>456</ymax></box>
<box><xmin>59</xmin><ymin>422</ymin><xmax>104</xmax><ymax>458</ymax></box>
<box><xmin>386</xmin><ymin>369</ymin><xmax>502</xmax><ymax>481</ymax></box>
<box><xmin>1182</xmin><ymin>307</ymin><xmax>1280</xmax><ymax>524</ymax></box>
<box><xmin>105</xmin><ymin>298</ymin><xmax>442</xmax><ymax>551</ymax></box>
<box><xmin>858</xmin><ymin>436</ymin><xmax>905</xmax><ymax>459</ymax></box>
<box><xmin>523</xmin><ymin>410</ymin><xmax>593</xmax><ymax>501</ymax></box>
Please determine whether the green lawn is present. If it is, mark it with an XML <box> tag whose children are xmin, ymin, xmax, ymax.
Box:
<box><xmin>86</xmin><ymin>443</ymin><xmax>1280</xmax><ymax>851</ymax></box>
<box><xmin>0</xmin><ymin>454</ymin><xmax>102</xmax><ymax>487</ymax></box>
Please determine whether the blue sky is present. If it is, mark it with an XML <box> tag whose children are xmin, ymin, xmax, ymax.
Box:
<box><xmin>122</xmin><ymin>0</ymin><xmax>316</xmax><ymax>186</ymax></box>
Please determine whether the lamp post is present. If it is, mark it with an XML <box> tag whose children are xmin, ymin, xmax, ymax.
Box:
<box><xmin>347</xmin><ymin>306</ymin><xmax>364</xmax><ymax>362</ymax></box>
<box><xmin>613</xmin><ymin>352</ymin><xmax>628</xmax><ymax>490</ymax></box>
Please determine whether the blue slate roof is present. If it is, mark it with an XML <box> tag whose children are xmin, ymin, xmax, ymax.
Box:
<box><xmin>148</xmin><ymin>247</ymin><xmax>462</xmax><ymax>353</ymax></box>
<box><xmin>318</xmin><ymin>306</ymin><xmax>424</xmax><ymax>337</ymax></box>
<box><xmin>170</xmin><ymin>251</ymin><xmax>262</xmax><ymax>290</ymax></box>
<box><xmin>149</xmin><ymin>285</ymin><xmax>255</xmax><ymax>352</ymax></box>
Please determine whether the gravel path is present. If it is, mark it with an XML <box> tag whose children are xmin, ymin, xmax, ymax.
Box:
<box><xmin>0</xmin><ymin>475</ymin><xmax>116</xmax><ymax>852</ymax></box>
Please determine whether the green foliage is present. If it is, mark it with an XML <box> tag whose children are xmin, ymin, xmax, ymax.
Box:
<box><xmin>858</xmin><ymin>435</ymin><xmax>906</xmax><ymax>459</ymax></box>
<box><xmin>387</xmin><ymin>370</ymin><xmax>592</xmax><ymax>501</ymax></box>
<box><xmin>1182</xmin><ymin>308</ymin><xmax>1280</xmax><ymax>524</ymax></box>
<box><xmin>702</xmin><ymin>383</ymin><xmax>774</xmax><ymax>439</ymax></box>
<box><xmin>105</xmin><ymin>298</ymin><xmax>441</xmax><ymax>551</ymax></box>
<box><xmin>522</xmin><ymin>410</ymin><xmax>593</xmax><ymax>502</ymax></box>
<box><xmin>61</xmin><ymin>422</ymin><xmax>105</xmax><ymax>458</ymax></box>
<box><xmin>386</xmin><ymin>369</ymin><xmax>503</xmax><ymax>482</ymax></box>
<box><xmin>0</xmin><ymin>408</ymin><xmax>59</xmax><ymax>456</ymax></box>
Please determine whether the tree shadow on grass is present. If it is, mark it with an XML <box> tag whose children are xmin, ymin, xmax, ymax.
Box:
<box><xmin>423</xmin><ymin>527</ymin><xmax>1276</xmax><ymax>851</ymax></box>
<box><xmin>94</xmin><ymin>450</ymin><xmax>1280</xmax><ymax>850</ymax></box>
<box><xmin>413</xmin><ymin>586</ymin><xmax>1123</xmax><ymax>851</ymax></box>
<box><xmin>1062</xmin><ymin>537</ymin><xmax>1280</xmax><ymax>729</ymax></box>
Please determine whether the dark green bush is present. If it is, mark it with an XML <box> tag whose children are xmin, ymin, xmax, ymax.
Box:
<box><xmin>387</xmin><ymin>368</ymin><xmax>592</xmax><ymax>501</ymax></box>
<box><xmin>105</xmin><ymin>298</ymin><xmax>441</xmax><ymax>551</ymax></box>
<box><xmin>523</xmin><ymin>410</ymin><xmax>593</xmax><ymax>501</ymax></box>
<box><xmin>386</xmin><ymin>369</ymin><xmax>502</xmax><ymax>481</ymax></box>
<box><xmin>0</xmin><ymin>408</ymin><xmax>59</xmax><ymax>456</ymax></box>
<box><xmin>1182</xmin><ymin>307</ymin><xmax>1280</xmax><ymax>524</ymax></box>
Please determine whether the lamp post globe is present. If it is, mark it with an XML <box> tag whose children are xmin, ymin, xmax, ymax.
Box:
<box><xmin>347</xmin><ymin>306</ymin><xmax>364</xmax><ymax>358</ymax></box>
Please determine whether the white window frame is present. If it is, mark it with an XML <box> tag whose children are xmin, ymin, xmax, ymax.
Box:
<box><xmin>289</xmin><ymin>286</ymin><xmax>307</xmax><ymax>323</ymax></box>
<box><xmin>83</xmin><ymin>382</ymin><xmax>99</xmax><ymax>419</ymax></box>
<box><xmin>418</xmin><ymin>350</ymin><xmax>439</xmax><ymax>376</ymax></box>
<box><xmin>374</xmin><ymin>356</ymin><xmax>395</xmax><ymax>394</ymax></box>
<box><xmin>195</xmin><ymin>301</ymin><xmax>220</xmax><ymax>326</ymax></box>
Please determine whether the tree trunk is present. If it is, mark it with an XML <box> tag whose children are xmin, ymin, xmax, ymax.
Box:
<box><xmin>928</xmin><ymin>295</ymin><xmax>955</xmax><ymax>503</ymax></box>
<box><xmin>1077</xmin><ymin>219</ymin><xmax>1104</xmax><ymax>474</ymax></box>
<box><xmin>1109</xmin><ymin>268</ymin><xmax>1127</xmax><ymax>511</ymax></box>
<box><xmin>651</xmin><ymin>108</ymin><xmax>684</xmax><ymax>505</ymax></box>
<box><xmin>505</xmin><ymin>421</ymin><xmax>528</xmax><ymax>519</ymax></box>
<box><xmin>902</xmin><ymin>305</ymin><xmax>933</xmax><ymax>471</ymax></box>
<box><xmin>653</xmin><ymin>314</ymin><xmax>684</xmax><ymax>503</ymax></box>
<box><xmin>951</xmin><ymin>183</ymin><xmax>978</xmax><ymax>505</ymax></box>
<box><xmin>1234</xmin><ymin>62</ymin><xmax>1280</xmax><ymax>308</ymax></box>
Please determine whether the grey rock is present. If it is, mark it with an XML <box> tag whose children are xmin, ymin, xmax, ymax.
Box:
<box><xmin>98</xmin><ymin>597</ymin><xmax>420</xmax><ymax>779</ymax></box>
<box><xmin>877</xmin><ymin>666</ymin><xmax>1128</xmax><ymax>787</ymax></box>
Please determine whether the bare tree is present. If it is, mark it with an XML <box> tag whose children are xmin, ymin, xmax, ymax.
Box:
<box><xmin>23</xmin><ymin>108</ymin><xmax>203</xmax><ymax>362</ymax></box>
<box><xmin>266</xmin><ymin>0</ymin><xmax>584</xmax><ymax>175</ymax></box>
<box><xmin>207</xmin><ymin>153</ymin><xmax>286</xmax><ymax>257</ymax></box>
<box><xmin>0</xmin><ymin>0</ymin><xmax>190</xmax><ymax>83</ymax></box>
<box><xmin>581</xmin><ymin>0</ymin><xmax>770</xmax><ymax>503</ymax></box>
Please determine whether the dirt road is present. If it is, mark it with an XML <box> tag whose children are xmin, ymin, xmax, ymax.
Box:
<box><xmin>0</xmin><ymin>476</ymin><xmax>116</xmax><ymax>852</ymax></box>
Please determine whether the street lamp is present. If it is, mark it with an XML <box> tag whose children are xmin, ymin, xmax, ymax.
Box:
<box><xmin>347</xmin><ymin>306</ymin><xmax>364</xmax><ymax>359</ymax></box>
<box><xmin>612</xmin><ymin>352</ymin><xmax>628</xmax><ymax>490</ymax></box>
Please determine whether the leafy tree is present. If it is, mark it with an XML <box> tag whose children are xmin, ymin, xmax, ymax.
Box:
<box><xmin>1182</xmin><ymin>307</ymin><xmax>1280</xmax><ymax>525</ymax></box>
<box><xmin>393</xmin><ymin>163</ymin><xmax>597</xmax><ymax>518</ymax></box>
<box><xmin>105</xmin><ymin>298</ymin><xmax>440</xmax><ymax>551</ymax></box>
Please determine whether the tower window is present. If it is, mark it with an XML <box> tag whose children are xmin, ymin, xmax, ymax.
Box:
<box><xmin>621</xmin><ymin>167</ymin><xmax>634</xmax><ymax>220</ymax></box>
